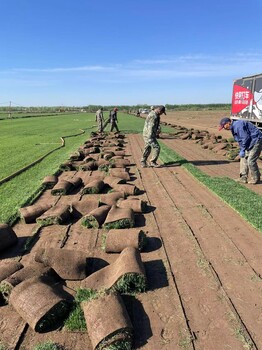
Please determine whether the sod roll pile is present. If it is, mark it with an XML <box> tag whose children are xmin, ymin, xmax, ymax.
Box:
<box><xmin>34</xmin><ymin>247</ymin><xmax>88</xmax><ymax>280</ymax></box>
<box><xmin>0</xmin><ymin>224</ymin><xmax>18</xmax><ymax>252</ymax></box>
<box><xmin>9</xmin><ymin>276</ymin><xmax>69</xmax><ymax>332</ymax></box>
<box><xmin>81</xmin><ymin>292</ymin><xmax>133</xmax><ymax>350</ymax></box>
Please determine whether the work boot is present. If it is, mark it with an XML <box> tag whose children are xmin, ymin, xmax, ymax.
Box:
<box><xmin>248</xmin><ymin>178</ymin><xmax>260</xmax><ymax>184</ymax></box>
<box><xmin>149</xmin><ymin>161</ymin><xmax>161</xmax><ymax>168</ymax></box>
<box><xmin>234</xmin><ymin>176</ymin><xmax>247</xmax><ymax>184</ymax></box>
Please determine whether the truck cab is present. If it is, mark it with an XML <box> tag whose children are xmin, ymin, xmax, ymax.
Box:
<box><xmin>231</xmin><ymin>73</ymin><xmax>262</xmax><ymax>128</ymax></box>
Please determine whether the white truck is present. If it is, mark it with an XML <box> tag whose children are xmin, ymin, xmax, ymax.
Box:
<box><xmin>231</xmin><ymin>73</ymin><xmax>262</xmax><ymax>128</ymax></box>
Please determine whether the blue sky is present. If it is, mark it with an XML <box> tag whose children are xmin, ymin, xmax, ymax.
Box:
<box><xmin>1</xmin><ymin>0</ymin><xmax>262</xmax><ymax>106</ymax></box>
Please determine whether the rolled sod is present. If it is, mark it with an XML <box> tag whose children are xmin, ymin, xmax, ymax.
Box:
<box><xmin>0</xmin><ymin>264</ymin><xmax>56</xmax><ymax>303</ymax></box>
<box><xmin>79</xmin><ymin>161</ymin><xmax>98</xmax><ymax>171</ymax></box>
<box><xmin>59</xmin><ymin>161</ymin><xmax>74</xmax><ymax>171</ymax></box>
<box><xmin>94</xmin><ymin>159</ymin><xmax>110</xmax><ymax>168</ymax></box>
<box><xmin>19</xmin><ymin>203</ymin><xmax>52</xmax><ymax>223</ymax></box>
<box><xmin>82</xmin><ymin>205</ymin><xmax>111</xmax><ymax>229</ymax></box>
<box><xmin>0</xmin><ymin>224</ymin><xmax>18</xmax><ymax>252</ymax></box>
<box><xmin>83</xmin><ymin>154</ymin><xmax>100</xmax><ymax>162</ymax></box>
<box><xmin>82</xmin><ymin>179</ymin><xmax>105</xmax><ymax>195</ymax></box>
<box><xmin>51</xmin><ymin>180</ymin><xmax>74</xmax><ymax>196</ymax></box>
<box><xmin>69</xmin><ymin>151</ymin><xmax>84</xmax><ymax>161</ymax></box>
<box><xmin>109</xmin><ymin>159</ymin><xmax>130</xmax><ymax>168</ymax></box>
<box><xmin>110</xmin><ymin>184</ymin><xmax>140</xmax><ymax>196</ymax></box>
<box><xmin>103</xmin><ymin>176</ymin><xmax>126</xmax><ymax>188</ymax></box>
<box><xmin>9</xmin><ymin>276</ymin><xmax>69</xmax><ymax>332</ymax></box>
<box><xmin>109</xmin><ymin>169</ymin><xmax>130</xmax><ymax>181</ymax></box>
<box><xmin>117</xmin><ymin>197</ymin><xmax>148</xmax><ymax>213</ymax></box>
<box><xmin>67</xmin><ymin>176</ymin><xmax>83</xmax><ymax>189</ymax></box>
<box><xmin>34</xmin><ymin>247</ymin><xmax>88</xmax><ymax>280</ymax></box>
<box><xmin>80</xmin><ymin>247</ymin><xmax>146</xmax><ymax>294</ymax></box>
<box><xmin>42</xmin><ymin>175</ymin><xmax>58</xmax><ymax>188</ymax></box>
<box><xmin>81</xmin><ymin>292</ymin><xmax>133</xmax><ymax>350</ymax></box>
<box><xmin>99</xmin><ymin>192</ymin><xmax>125</xmax><ymax>206</ymax></box>
<box><xmin>71</xmin><ymin>197</ymin><xmax>99</xmax><ymax>219</ymax></box>
<box><xmin>0</xmin><ymin>260</ymin><xmax>23</xmax><ymax>282</ymax></box>
<box><xmin>36</xmin><ymin>204</ymin><xmax>71</xmax><ymax>226</ymax></box>
<box><xmin>103</xmin><ymin>206</ymin><xmax>135</xmax><ymax>230</ymax></box>
<box><xmin>104</xmin><ymin>229</ymin><xmax>147</xmax><ymax>253</ymax></box>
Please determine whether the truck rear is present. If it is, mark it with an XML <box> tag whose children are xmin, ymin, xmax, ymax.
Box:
<box><xmin>231</xmin><ymin>73</ymin><xmax>262</xmax><ymax>128</ymax></box>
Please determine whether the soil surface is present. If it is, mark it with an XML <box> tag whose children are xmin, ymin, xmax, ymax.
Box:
<box><xmin>1</xmin><ymin>111</ymin><xmax>262</xmax><ymax>350</ymax></box>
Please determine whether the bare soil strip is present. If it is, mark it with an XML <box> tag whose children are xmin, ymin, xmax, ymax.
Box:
<box><xmin>128</xmin><ymin>134</ymin><xmax>262</xmax><ymax>349</ymax></box>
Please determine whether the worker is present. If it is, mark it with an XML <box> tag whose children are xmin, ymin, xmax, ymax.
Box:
<box><xmin>95</xmin><ymin>107</ymin><xmax>104</xmax><ymax>133</ymax></box>
<box><xmin>141</xmin><ymin>105</ymin><xmax>166</xmax><ymax>168</ymax></box>
<box><xmin>110</xmin><ymin>107</ymin><xmax>119</xmax><ymax>132</ymax></box>
<box><xmin>219</xmin><ymin>117</ymin><xmax>262</xmax><ymax>184</ymax></box>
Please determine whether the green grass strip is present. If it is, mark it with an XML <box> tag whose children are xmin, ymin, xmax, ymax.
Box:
<box><xmin>113</xmin><ymin>273</ymin><xmax>147</xmax><ymax>295</ymax></box>
<box><xmin>34</xmin><ymin>341</ymin><xmax>63</xmax><ymax>350</ymax></box>
<box><xmin>103</xmin><ymin>219</ymin><xmax>135</xmax><ymax>230</ymax></box>
<box><xmin>159</xmin><ymin>141</ymin><xmax>262</xmax><ymax>232</ymax></box>
<box><xmin>64</xmin><ymin>288</ymin><xmax>97</xmax><ymax>331</ymax></box>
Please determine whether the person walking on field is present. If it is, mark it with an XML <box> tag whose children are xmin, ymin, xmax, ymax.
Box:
<box><xmin>141</xmin><ymin>105</ymin><xmax>166</xmax><ymax>168</ymax></box>
<box><xmin>109</xmin><ymin>107</ymin><xmax>119</xmax><ymax>132</ymax></box>
<box><xmin>219</xmin><ymin>117</ymin><xmax>262</xmax><ymax>184</ymax></box>
<box><xmin>95</xmin><ymin>107</ymin><xmax>104</xmax><ymax>133</ymax></box>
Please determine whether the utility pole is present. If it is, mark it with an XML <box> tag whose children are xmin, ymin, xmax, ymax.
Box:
<box><xmin>8</xmin><ymin>101</ymin><xmax>11</xmax><ymax>119</ymax></box>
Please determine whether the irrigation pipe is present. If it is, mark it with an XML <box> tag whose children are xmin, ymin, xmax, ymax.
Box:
<box><xmin>0</xmin><ymin>128</ymin><xmax>91</xmax><ymax>186</ymax></box>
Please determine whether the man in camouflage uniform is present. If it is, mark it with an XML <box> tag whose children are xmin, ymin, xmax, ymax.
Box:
<box><xmin>141</xmin><ymin>105</ymin><xmax>166</xmax><ymax>168</ymax></box>
<box><xmin>95</xmin><ymin>107</ymin><xmax>104</xmax><ymax>133</ymax></box>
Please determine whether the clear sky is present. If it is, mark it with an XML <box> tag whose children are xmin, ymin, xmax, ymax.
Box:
<box><xmin>1</xmin><ymin>0</ymin><xmax>262</xmax><ymax>107</ymax></box>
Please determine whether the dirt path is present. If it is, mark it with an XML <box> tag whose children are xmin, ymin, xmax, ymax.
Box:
<box><xmin>1</xmin><ymin>132</ymin><xmax>262</xmax><ymax>350</ymax></box>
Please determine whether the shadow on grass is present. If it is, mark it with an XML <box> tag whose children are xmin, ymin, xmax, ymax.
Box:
<box><xmin>191</xmin><ymin>159</ymin><xmax>232</xmax><ymax>166</ymax></box>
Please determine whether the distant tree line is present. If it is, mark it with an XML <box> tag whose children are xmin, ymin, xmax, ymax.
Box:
<box><xmin>0</xmin><ymin>103</ymin><xmax>231</xmax><ymax>114</ymax></box>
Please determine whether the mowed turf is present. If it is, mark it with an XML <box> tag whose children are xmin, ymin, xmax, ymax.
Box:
<box><xmin>0</xmin><ymin>112</ymin><xmax>152</xmax><ymax>223</ymax></box>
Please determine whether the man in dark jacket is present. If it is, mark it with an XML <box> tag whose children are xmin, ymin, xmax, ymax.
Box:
<box><xmin>109</xmin><ymin>107</ymin><xmax>119</xmax><ymax>132</ymax></box>
<box><xmin>219</xmin><ymin>117</ymin><xmax>262</xmax><ymax>184</ymax></box>
<box><xmin>141</xmin><ymin>105</ymin><xmax>166</xmax><ymax>168</ymax></box>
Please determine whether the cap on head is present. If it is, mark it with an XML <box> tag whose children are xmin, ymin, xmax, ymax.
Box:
<box><xmin>150</xmin><ymin>106</ymin><xmax>154</xmax><ymax>110</ymax></box>
<box><xmin>157</xmin><ymin>105</ymin><xmax>166</xmax><ymax>115</ymax></box>
<box><xmin>114</xmin><ymin>107</ymin><xmax>118</xmax><ymax>111</ymax></box>
<box><xmin>219</xmin><ymin>117</ymin><xmax>231</xmax><ymax>131</ymax></box>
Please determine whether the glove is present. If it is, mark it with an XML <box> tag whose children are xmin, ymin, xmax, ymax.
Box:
<box><xmin>239</xmin><ymin>150</ymin><xmax>245</xmax><ymax>158</ymax></box>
